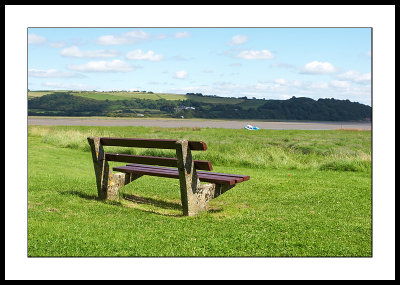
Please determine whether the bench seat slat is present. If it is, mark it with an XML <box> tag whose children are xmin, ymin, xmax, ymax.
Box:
<box><xmin>113</xmin><ymin>165</ymin><xmax>239</xmax><ymax>185</ymax></box>
<box><xmin>121</xmin><ymin>164</ymin><xmax>240</xmax><ymax>185</ymax></box>
<box><xmin>114</xmin><ymin>165</ymin><xmax>180</xmax><ymax>180</ymax></box>
<box><xmin>126</xmin><ymin>163</ymin><xmax>249</xmax><ymax>182</ymax></box>
<box><xmin>197</xmin><ymin>170</ymin><xmax>250</xmax><ymax>181</ymax></box>
<box><xmin>105</xmin><ymin>153</ymin><xmax>213</xmax><ymax>171</ymax></box>
<box><xmin>98</xmin><ymin>137</ymin><xmax>207</xmax><ymax>150</ymax></box>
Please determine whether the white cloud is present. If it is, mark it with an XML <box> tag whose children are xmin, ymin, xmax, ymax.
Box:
<box><xmin>274</xmin><ymin>78</ymin><xmax>287</xmax><ymax>85</ymax></box>
<box><xmin>174</xmin><ymin>70</ymin><xmax>188</xmax><ymax>79</ymax></box>
<box><xmin>308</xmin><ymin>81</ymin><xmax>330</xmax><ymax>89</ymax></box>
<box><xmin>174</xmin><ymin>31</ymin><xmax>190</xmax><ymax>38</ymax></box>
<box><xmin>124</xmin><ymin>30</ymin><xmax>150</xmax><ymax>39</ymax></box>
<box><xmin>169</xmin><ymin>55</ymin><xmax>191</xmax><ymax>61</ymax></box>
<box><xmin>61</xmin><ymin>46</ymin><xmax>83</xmax><ymax>57</ymax></box>
<box><xmin>356</xmin><ymin>73</ymin><xmax>371</xmax><ymax>84</ymax></box>
<box><xmin>156</xmin><ymin>34</ymin><xmax>168</xmax><ymax>39</ymax></box>
<box><xmin>28</xmin><ymin>34</ymin><xmax>46</xmax><ymax>45</ymax></box>
<box><xmin>300</xmin><ymin>61</ymin><xmax>338</xmax><ymax>74</ymax></box>
<box><xmin>292</xmin><ymin>80</ymin><xmax>303</xmax><ymax>87</ymax></box>
<box><xmin>67</xmin><ymin>60</ymin><xmax>134</xmax><ymax>72</ymax></box>
<box><xmin>260</xmin><ymin>78</ymin><xmax>303</xmax><ymax>88</ymax></box>
<box><xmin>168</xmin><ymin>85</ymin><xmax>212</xmax><ymax>94</ymax></box>
<box><xmin>96</xmin><ymin>35</ymin><xmax>128</xmax><ymax>45</ymax></box>
<box><xmin>49</xmin><ymin>41</ymin><xmax>66</xmax><ymax>48</ymax></box>
<box><xmin>270</xmin><ymin>62</ymin><xmax>296</xmax><ymax>69</ymax></box>
<box><xmin>61</xmin><ymin>46</ymin><xmax>119</xmax><ymax>58</ymax></box>
<box><xmin>43</xmin><ymin>82</ymin><xmax>95</xmax><ymax>90</ymax></box>
<box><xmin>336</xmin><ymin>70</ymin><xmax>371</xmax><ymax>84</ymax></box>
<box><xmin>28</xmin><ymin>68</ymin><xmax>83</xmax><ymax>78</ymax></box>
<box><xmin>330</xmin><ymin>80</ymin><xmax>351</xmax><ymax>88</ymax></box>
<box><xmin>167</xmin><ymin>78</ymin><xmax>370</xmax><ymax>105</ymax></box>
<box><xmin>236</xmin><ymin>50</ymin><xmax>274</xmax><ymax>60</ymax></box>
<box><xmin>125</xmin><ymin>49</ymin><xmax>163</xmax><ymax>61</ymax></box>
<box><xmin>229</xmin><ymin>35</ymin><xmax>248</xmax><ymax>45</ymax></box>
<box><xmin>280</xmin><ymin>94</ymin><xmax>292</xmax><ymax>100</ymax></box>
<box><xmin>253</xmin><ymin>82</ymin><xmax>288</xmax><ymax>93</ymax></box>
<box><xmin>96</xmin><ymin>30</ymin><xmax>150</xmax><ymax>45</ymax></box>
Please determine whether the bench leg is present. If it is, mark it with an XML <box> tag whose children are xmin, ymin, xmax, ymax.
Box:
<box><xmin>214</xmin><ymin>184</ymin><xmax>235</xmax><ymax>198</ymax></box>
<box><xmin>87</xmin><ymin>137</ymin><xmax>141</xmax><ymax>201</ymax></box>
<box><xmin>176</xmin><ymin>140</ymin><xmax>219</xmax><ymax>216</ymax></box>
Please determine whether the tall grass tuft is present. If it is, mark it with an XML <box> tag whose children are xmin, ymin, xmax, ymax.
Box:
<box><xmin>30</xmin><ymin>126</ymin><xmax>115</xmax><ymax>152</ymax></box>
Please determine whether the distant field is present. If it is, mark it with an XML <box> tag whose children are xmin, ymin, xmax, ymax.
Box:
<box><xmin>82</xmin><ymin>92</ymin><xmax>190</xmax><ymax>101</ymax></box>
<box><xmin>28</xmin><ymin>90</ymin><xmax>70</xmax><ymax>99</ymax></box>
<box><xmin>29</xmin><ymin>91</ymin><xmax>178</xmax><ymax>101</ymax></box>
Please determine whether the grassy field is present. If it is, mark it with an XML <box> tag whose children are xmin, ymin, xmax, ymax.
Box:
<box><xmin>27</xmin><ymin>125</ymin><xmax>371</xmax><ymax>257</ymax></box>
<box><xmin>28</xmin><ymin>90</ymin><xmax>70</xmax><ymax>99</ymax></box>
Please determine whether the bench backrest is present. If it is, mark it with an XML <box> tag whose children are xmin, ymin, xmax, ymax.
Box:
<box><xmin>100</xmin><ymin>137</ymin><xmax>208</xmax><ymax>150</ymax></box>
<box><xmin>90</xmin><ymin>137</ymin><xmax>213</xmax><ymax>171</ymax></box>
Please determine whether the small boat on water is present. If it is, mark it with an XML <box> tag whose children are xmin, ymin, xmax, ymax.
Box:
<box><xmin>244</xmin><ymin>124</ymin><xmax>260</xmax><ymax>130</ymax></box>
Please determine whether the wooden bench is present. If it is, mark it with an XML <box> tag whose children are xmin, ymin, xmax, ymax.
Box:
<box><xmin>87</xmin><ymin>137</ymin><xmax>250</xmax><ymax>216</ymax></box>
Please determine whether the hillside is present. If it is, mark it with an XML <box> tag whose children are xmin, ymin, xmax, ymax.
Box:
<box><xmin>27</xmin><ymin>91</ymin><xmax>372</xmax><ymax>121</ymax></box>
<box><xmin>28</xmin><ymin>90</ymin><xmax>252</xmax><ymax>106</ymax></box>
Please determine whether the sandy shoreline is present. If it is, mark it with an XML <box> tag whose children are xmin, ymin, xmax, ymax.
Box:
<box><xmin>28</xmin><ymin>116</ymin><xmax>371</xmax><ymax>131</ymax></box>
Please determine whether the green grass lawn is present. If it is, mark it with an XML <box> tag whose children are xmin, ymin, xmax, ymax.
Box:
<box><xmin>27</xmin><ymin>125</ymin><xmax>371</xmax><ymax>257</ymax></box>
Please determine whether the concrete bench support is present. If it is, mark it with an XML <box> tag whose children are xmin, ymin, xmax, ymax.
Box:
<box><xmin>175</xmin><ymin>140</ymin><xmax>234</xmax><ymax>216</ymax></box>
<box><xmin>87</xmin><ymin>137</ymin><xmax>141</xmax><ymax>201</ymax></box>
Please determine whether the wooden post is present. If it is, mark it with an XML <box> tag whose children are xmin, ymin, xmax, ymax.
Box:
<box><xmin>175</xmin><ymin>140</ymin><xmax>218</xmax><ymax>216</ymax></box>
<box><xmin>87</xmin><ymin>137</ymin><xmax>139</xmax><ymax>201</ymax></box>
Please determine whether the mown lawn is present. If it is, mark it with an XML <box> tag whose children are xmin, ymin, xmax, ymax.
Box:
<box><xmin>27</xmin><ymin>125</ymin><xmax>371</xmax><ymax>257</ymax></box>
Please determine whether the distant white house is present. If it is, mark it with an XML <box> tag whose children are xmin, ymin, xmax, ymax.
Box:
<box><xmin>175</xmin><ymin>106</ymin><xmax>196</xmax><ymax>112</ymax></box>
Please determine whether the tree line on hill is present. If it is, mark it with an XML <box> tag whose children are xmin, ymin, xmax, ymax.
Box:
<box><xmin>186</xmin><ymin>96</ymin><xmax>372</xmax><ymax>121</ymax></box>
<box><xmin>28</xmin><ymin>92</ymin><xmax>371</xmax><ymax>121</ymax></box>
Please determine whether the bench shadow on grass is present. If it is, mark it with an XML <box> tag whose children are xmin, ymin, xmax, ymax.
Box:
<box><xmin>61</xmin><ymin>190</ymin><xmax>223</xmax><ymax>217</ymax></box>
<box><xmin>122</xmin><ymin>193</ymin><xmax>184</xmax><ymax>217</ymax></box>
<box><xmin>60</xmin><ymin>190</ymin><xmax>187</xmax><ymax>217</ymax></box>
<box><xmin>122</xmin><ymin>193</ymin><xmax>222</xmax><ymax>217</ymax></box>
<box><xmin>60</xmin><ymin>190</ymin><xmax>98</xmax><ymax>201</ymax></box>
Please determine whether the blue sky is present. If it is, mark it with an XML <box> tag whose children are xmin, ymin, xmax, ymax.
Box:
<box><xmin>28</xmin><ymin>27</ymin><xmax>372</xmax><ymax>105</ymax></box>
